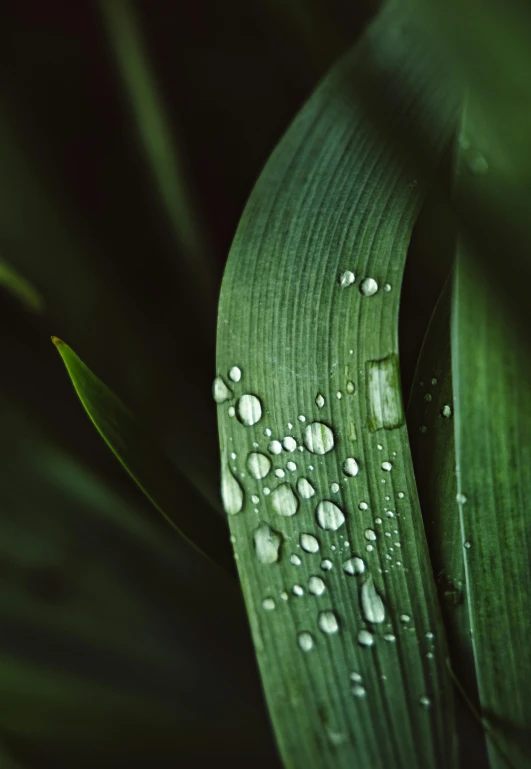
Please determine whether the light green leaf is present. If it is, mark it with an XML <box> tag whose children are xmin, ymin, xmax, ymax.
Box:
<box><xmin>52</xmin><ymin>337</ymin><xmax>234</xmax><ymax>574</ymax></box>
<box><xmin>216</xmin><ymin>4</ymin><xmax>459</xmax><ymax>768</ymax></box>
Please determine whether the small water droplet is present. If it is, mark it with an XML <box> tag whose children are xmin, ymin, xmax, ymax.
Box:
<box><xmin>251</xmin><ymin>495</ymin><xmax>260</xmax><ymax>504</ymax></box>
<box><xmin>318</xmin><ymin>611</ymin><xmax>339</xmax><ymax>635</ymax></box>
<box><xmin>304</xmin><ymin>422</ymin><xmax>335</xmax><ymax>454</ymax></box>
<box><xmin>350</xmin><ymin>672</ymin><xmax>362</xmax><ymax>682</ymax></box>
<box><xmin>228</xmin><ymin>366</ymin><xmax>242</xmax><ymax>383</ymax></box>
<box><xmin>297</xmin><ymin>477</ymin><xmax>315</xmax><ymax>499</ymax></box>
<box><xmin>262</xmin><ymin>597</ymin><xmax>276</xmax><ymax>611</ymax></box>
<box><xmin>343</xmin><ymin>457</ymin><xmax>359</xmax><ymax>477</ymax></box>
<box><xmin>375</xmin><ymin>517</ymin><xmax>382</xmax><ymax>525</ymax></box>
<box><xmin>383</xmin><ymin>633</ymin><xmax>396</xmax><ymax>642</ymax></box>
<box><xmin>419</xmin><ymin>425</ymin><xmax>427</xmax><ymax>434</ymax></box>
<box><xmin>400</xmin><ymin>614</ymin><xmax>410</xmax><ymax>623</ymax></box>
<box><xmin>425</xmin><ymin>631</ymin><xmax>435</xmax><ymax>640</ymax></box>
<box><xmin>431</xmin><ymin>378</ymin><xmax>437</xmax><ymax>386</ymax></box>
<box><xmin>456</xmin><ymin>493</ymin><xmax>467</xmax><ymax>505</ymax></box>
<box><xmin>264</xmin><ymin>428</ymin><xmax>272</xmax><ymax>437</ymax></box>
<box><xmin>351</xmin><ymin>684</ymin><xmax>366</xmax><ymax>699</ymax></box>
<box><xmin>346</xmin><ymin>380</ymin><xmax>355</xmax><ymax>394</ymax></box>
<box><xmin>263</xmin><ymin>487</ymin><xmax>271</xmax><ymax>496</ymax></box>
<box><xmin>343</xmin><ymin>556</ymin><xmax>365</xmax><ymax>575</ymax></box>
<box><xmin>339</xmin><ymin>270</ymin><xmax>355</xmax><ymax>287</ymax></box>
<box><xmin>357</xmin><ymin>629</ymin><xmax>374</xmax><ymax>647</ymax></box>
<box><xmin>383</xmin><ymin>283</ymin><xmax>392</xmax><ymax>292</ymax></box>
<box><xmin>270</xmin><ymin>484</ymin><xmax>299</xmax><ymax>517</ymax></box>
<box><xmin>301</xmin><ymin>533</ymin><xmax>320</xmax><ymax>553</ymax></box>
<box><xmin>290</xmin><ymin>554</ymin><xmax>302</xmax><ymax>566</ymax></box>
<box><xmin>315</xmin><ymin>393</ymin><xmax>325</xmax><ymax>409</ymax></box>
<box><xmin>292</xmin><ymin>584</ymin><xmax>304</xmax><ymax>597</ymax></box>
<box><xmin>287</xmin><ymin>461</ymin><xmax>297</xmax><ymax>471</ymax></box>
<box><xmin>386</xmin><ymin>510</ymin><xmax>395</xmax><ymax>518</ymax></box>
<box><xmin>419</xmin><ymin>695</ymin><xmax>432</xmax><ymax>708</ymax></box>
<box><xmin>247</xmin><ymin>452</ymin><xmax>271</xmax><ymax>479</ymax></box>
<box><xmin>283</xmin><ymin>436</ymin><xmax>297</xmax><ymax>452</ymax></box>
<box><xmin>360</xmin><ymin>278</ymin><xmax>378</xmax><ymax>296</ymax></box>
<box><xmin>464</xmin><ymin>540</ymin><xmax>472</xmax><ymax>549</ymax></box>
<box><xmin>254</xmin><ymin>523</ymin><xmax>282</xmax><ymax>564</ymax></box>
<box><xmin>359</xmin><ymin>502</ymin><xmax>368</xmax><ymax>511</ymax></box>
<box><xmin>336</xmin><ymin>391</ymin><xmax>342</xmax><ymax>400</ymax></box>
<box><xmin>297</xmin><ymin>631</ymin><xmax>314</xmax><ymax>651</ymax></box>
<box><xmin>381</xmin><ymin>461</ymin><xmax>392</xmax><ymax>472</ymax></box>
<box><xmin>236</xmin><ymin>394</ymin><xmax>262</xmax><ymax>426</ymax></box>
<box><xmin>360</xmin><ymin>576</ymin><xmax>386</xmax><ymax>624</ymax></box>
<box><xmin>309</xmin><ymin>576</ymin><xmax>326</xmax><ymax>596</ymax></box>
<box><xmin>316</xmin><ymin>500</ymin><xmax>346</xmax><ymax>531</ymax></box>
<box><xmin>441</xmin><ymin>404</ymin><xmax>452</xmax><ymax>418</ymax></box>
<box><xmin>228</xmin><ymin>406</ymin><xmax>236</xmax><ymax>417</ymax></box>
<box><xmin>397</xmin><ymin>492</ymin><xmax>405</xmax><ymax>499</ymax></box>
<box><xmin>330</xmin><ymin>482</ymin><xmax>340</xmax><ymax>493</ymax></box>
<box><xmin>221</xmin><ymin>463</ymin><xmax>244</xmax><ymax>514</ymax></box>
<box><xmin>364</xmin><ymin>529</ymin><xmax>377</xmax><ymax>541</ymax></box>
<box><xmin>275</xmin><ymin>469</ymin><xmax>286</xmax><ymax>478</ymax></box>
<box><xmin>424</xmin><ymin>393</ymin><xmax>432</xmax><ymax>403</ymax></box>
<box><xmin>213</xmin><ymin>376</ymin><xmax>233</xmax><ymax>403</ymax></box>
<box><xmin>321</xmin><ymin>559</ymin><xmax>333</xmax><ymax>571</ymax></box>
<box><xmin>268</xmin><ymin>440</ymin><xmax>282</xmax><ymax>455</ymax></box>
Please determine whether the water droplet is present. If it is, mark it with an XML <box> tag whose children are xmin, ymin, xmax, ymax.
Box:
<box><xmin>330</xmin><ymin>482</ymin><xmax>340</xmax><ymax>493</ymax></box>
<box><xmin>290</xmin><ymin>554</ymin><xmax>302</xmax><ymax>566</ymax></box>
<box><xmin>360</xmin><ymin>576</ymin><xmax>386</xmax><ymax>624</ymax></box>
<box><xmin>375</xmin><ymin>517</ymin><xmax>382</xmax><ymax>525</ymax></box>
<box><xmin>321</xmin><ymin>559</ymin><xmax>333</xmax><ymax>571</ymax></box>
<box><xmin>315</xmin><ymin>393</ymin><xmax>325</xmax><ymax>409</ymax></box>
<box><xmin>441</xmin><ymin>404</ymin><xmax>452</xmax><ymax>418</ymax></box>
<box><xmin>343</xmin><ymin>556</ymin><xmax>365</xmax><ymax>575</ymax></box>
<box><xmin>336</xmin><ymin>391</ymin><xmax>342</xmax><ymax>400</ymax></box>
<box><xmin>298</xmin><ymin>414</ymin><xmax>306</xmax><ymax>422</ymax></box>
<box><xmin>316</xmin><ymin>500</ymin><xmax>346</xmax><ymax>531</ymax></box>
<box><xmin>346</xmin><ymin>380</ymin><xmax>355</xmax><ymax>394</ymax></box>
<box><xmin>213</xmin><ymin>376</ymin><xmax>233</xmax><ymax>403</ymax></box>
<box><xmin>419</xmin><ymin>425</ymin><xmax>427</xmax><ymax>433</ymax></box>
<box><xmin>400</xmin><ymin>614</ymin><xmax>411</xmax><ymax>623</ymax></box>
<box><xmin>301</xmin><ymin>533</ymin><xmax>320</xmax><ymax>553</ymax></box>
<box><xmin>464</xmin><ymin>540</ymin><xmax>472</xmax><ymax>549</ymax></box>
<box><xmin>297</xmin><ymin>631</ymin><xmax>314</xmax><ymax>651</ymax></box>
<box><xmin>283</xmin><ymin>436</ymin><xmax>297</xmax><ymax>452</ymax></box>
<box><xmin>343</xmin><ymin>457</ymin><xmax>359</xmax><ymax>477</ymax></box>
<box><xmin>431</xmin><ymin>378</ymin><xmax>437</xmax><ymax>386</ymax></box>
<box><xmin>397</xmin><ymin>492</ymin><xmax>405</xmax><ymax>499</ymax></box>
<box><xmin>383</xmin><ymin>283</ymin><xmax>392</xmax><ymax>292</ymax></box>
<box><xmin>364</xmin><ymin>529</ymin><xmax>377</xmax><ymax>541</ymax></box>
<box><xmin>386</xmin><ymin>510</ymin><xmax>395</xmax><ymax>518</ymax></box>
<box><xmin>419</xmin><ymin>695</ymin><xmax>432</xmax><ymax>708</ymax></box>
<box><xmin>263</xmin><ymin>487</ymin><xmax>271</xmax><ymax>496</ymax></box>
<box><xmin>339</xmin><ymin>270</ymin><xmax>355</xmax><ymax>287</ymax></box>
<box><xmin>236</xmin><ymin>394</ymin><xmax>262</xmax><ymax>426</ymax></box>
<box><xmin>270</xmin><ymin>484</ymin><xmax>299</xmax><ymax>517</ymax></box>
<box><xmin>309</xmin><ymin>576</ymin><xmax>326</xmax><ymax>596</ymax></box>
<box><xmin>366</xmin><ymin>355</ymin><xmax>404</xmax><ymax>431</ymax></box>
<box><xmin>292</xmin><ymin>584</ymin><xmax>304</xmax><ymax>597</ymax></box>
<box><xmin>228</xmin><ymin>406</ymin><xmax>236</xmax><ymax>417</ymax></box>
<box><xmin>228</xmin><ymin>366</ymin><xmax>242</xmax><ymax>383</ymax></box>
<box><xmin>287</xmin><ymin>461</ymin><xmax>297</xmax><ymax>471</ymax></box>
<box><xmin>274</xmin><ymin>469</ymin><xmax>285</xmax><ymax>479</ymax></box>
<box><xmin>381</xmin><ymin>461</ymin><xmax>392</xmax><ymax>472</ymax></box>
<box><xmin>425</xmin><ymin>631</ymin><xmax>435</xmax><ymax>640</ymax></box>
<box><xmin>357</xmin><ymin>629</ymin><xmax>374</xmax><ymax>647</ymax></box>
<box><xmin>262</xmin><ymin>597</ymin><xmax>276</xmax><ymax>611</ymax></box>
<box><xmin>351</xmin><ymin>684</ymin><xmax>366</xmax><ymax>699</ymax></box>
<box><xmin>358</xmin><ymin>502</ymin><xmax>368</xmax><ymax>511</ymax></box>
<box><xmin>251</xmin><ymin>495</ymin><xmax>260</xmax><ymax>504</ymax></box>
<box><xmin>318</xmin><ymin>611</ymin><xmax>339</xmax><ymax>635</ymax></box>
<box><xmin>221</xmin><ymin>464</ymin><xmax>244</xmax><ymax>515</ymax></box>
<box><xmin>264</xmin><ymin>428</ymin><xmax>272</xmax><ymax>437</ymax></box>
<box><xmin>304</xmin><ymin>422</ymin><xmax>335</xmax><ymax>454</ymax></box>
<box><xmin>254</xmin><ymin>523</ymin><xmax>282</xmax><ymax>564</ymax></box>
<box><xmin>280</xmin><ymin>591</ymin><xmax>288</xmax><ymax>600</ymax></box>
<box><xmin>456</xmin><ymin>493</ymin><xmax>467</xmax><ymax>505</ymax></box>
<box><xmin>350</xmin><ymin>672</ymin><xmax>362</xmax><ymax>682</ymax></box>
<box><xmin>424</xmin><ymin>393</ymin><xmax>432</xmax><ymax>402</ymax></box>
<box><xmin>247</xmin><ymin>452</ymin><xmax>271</xmax><ymax>479</ymax></box>
<box><xmin>297</xmin><ymin>477</ymin><xmax>315</xmax><ymax>499</ymax></box>
<box><xmin>383</xmin><ymin>633</ymin><xmax>396</xmax><ymax>642</ymax></box>
<box><xmin>360</xmin><ymin>278</ymin><xmax>378</xmax><ymax>297</ymax></box>
<box><xmin>268</xmin><ymin>440</ymin><xmax>282</xmax><ymax>455</ymax></box>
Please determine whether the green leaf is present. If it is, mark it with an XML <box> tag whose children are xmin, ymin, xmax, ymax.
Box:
<box><xmin>0</xmin><ymin>260</ymin><xmax>44</xmax><ymax>313</ymax></box>
<box><xmin>52</xmin><ymin>337</ymin><xmax>234</xmax><ymax>575</ymax></box>
<box><xmin>216</xmin><ymin>4</ymin><xmax>459</xmax><ymax>768</ymax></box>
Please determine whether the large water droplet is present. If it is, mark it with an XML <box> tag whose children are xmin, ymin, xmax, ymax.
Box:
<box><xmin>360</xmin><ymin>576</ymin><xmax>386</xmax><ymax>624</ymax></box>
<box><xmin>297</xmin><ymin>477</ymin><xmax>315</xmax><ymax>499</ymax></box>
<box><xmin>236</xmin><ymin>394</ymin><xmax>262</xmax><ymax>426</ymax></box>
<box><xmin>221</xmin><ymin>463</ymin><xmax>244</xmax><ymax>515</ymax></box>
<box><xmin>318</xmin><ymin>611</ymin><xmax>339</xmax><ymax>635</ymax></box>
<box><xmin>247</xmin><ymin>452</ymin><xmax>271</xmax><ymax>479</ymax></box>
<box><xmin>315</xmin><ymin>393</ymin><xmax>325</xmax><ymax>409</ymax></box>
<box><xmin>343</xmin><ymin>457</ymin><xmax>359</xmax><ymax>477</ymax></box>
<box><xmin>304</xmin><ymin>422</ymin><xmax>335</xmax><ymax>454</ymax></box>
<box><xmin>357</xmin><ymin>629</ymin><xmax>374</xmax><ymax>647</ymax></box>
<box><xmin>298</xmin><ymin>632</ymin><xmax>314</xmax><ymax>652</ymax></box>
<box><xmin>360</xmin><ymin>278</ymin><xmax>378</xmax><ymax>296</ymax></box>
<box><xmin>309</xmin><ymin>575</ymin><xmax>326</xmax><ymax>596</ymax></box>
<box><xmin>366</xmin><ymin>355</ymin><xmax>404</xmax><ymax>432</ymax></box>
<box><xmin>287</xmin><ymin>461</ymin><xmax>297</xmax><ymax>471</ymax></box>
<box><xmin>228</xmin><ymin>366</ymin><xmax>242</xmax><ymax>383</ymax></box>
<box><xmin>254</xmin><ymin>523</ymin><xmax>282</xmax><ymax>564</ymax></box>
<box><xmin>339</xmin><ymin>270</ymin><xmax>355</xmax><ymax>287</ymax></box>
<box><xmin>282</xmin><ymin>436</ymin><xmax>297</xmax><ymax>452</ymax></box>
<box><xmin>213</xmin><ymin>376</ymin><xmax>233</xmax><ymax>403</ymax></box>
<box><xmin>301</xmin><ymin>533</ymin><xmax>320</xmax><ymax>553</ymax></box>
<box><xmin>270</xmin><ymin>484</ymin><xmax>299</xmax><ymax>517</ymax></box>
<box><xmin>316</xmin><ymin>500</ymin><xmax>345</xmax><ymax>531</ymax></box>
<box><xmin>343</xmin><ymin>556</ymin><xmax>365</xmax><ymax>575</ymax></box>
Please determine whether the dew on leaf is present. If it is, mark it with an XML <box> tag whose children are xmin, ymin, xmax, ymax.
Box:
<box><xmin>228</xmin><ymin>366</ymin><xmax>242</xmax><ymax>383</ymax></box>
<box><xmin>298</xmin><ymin>632</ymin><xmax>314</xmax><ymax>652</ymax></box>
<box><xmin>213</xmin><ymin>376</ymin><xmax>233</xmax><ymax>403</ymax></box>
<box><xmin>236</xmin><ymin>394</ymin><xmax>262</xmax><ymax>426</ymax></box>
<box><xmin>301</xmin><ymin>533</ymin><xmax>320</xmax><ymax>553</ymax></box>
<box><xmin>247</xmin><ymin>452</ymin><xmax>271</xmax><ymax>480</ymax></box>
<box><xmin>254</xmin><ymin>523</ymin><xmax>282</xmax><ymax>564</ymax></box>
<box><xmin>316</xmin><ymin>500</ymin><xmax>345</xmax><ymax>531</ymax></box>
<box><xmin>318</xmin><ymin>611</ymin><xmax>339</xmax><ymax>635</ymax></box>
<box><xmin>304</xmin><ymin>422</ymin><xmax>335</xmax><ymax>454</ymax></box>
<box><xmin>221</xmin><ymin>463</ymin><xmax>244</xmax><ymax>515</ymax></box>
<box><xmin>297</xmin><ymin>477</ymin><xmax>316</xmax><ymax>499</ymax></box>
<box><xmin>270</xmin><ymin>484</ymin><xmax>299</xmax><ymax>517</ymax></box>
<box><xmin>309</xmin><ymin>576</ymin><xmax>326</xmax><ymax>596</ymax></box>
<box><xmin>343</xmin><ymin>457</ymin><xmax>359</xmax><ymax>477</ymax></box>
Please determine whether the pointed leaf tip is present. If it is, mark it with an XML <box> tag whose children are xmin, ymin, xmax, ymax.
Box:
<box><xmin>51</xmin><ymin>335</ymin><xmax>64</xmax><ymax>347</ymax></box>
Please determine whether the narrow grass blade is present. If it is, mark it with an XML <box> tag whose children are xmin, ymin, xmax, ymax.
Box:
<box><xmin>216</xmin><ymin>4</ymin><xmax>459</xmax><ymax>767</ymax></box>
<box><xmin>0</xmin><ymin>260</ymin><xmax>44</xmax><ymax>313</ymax></box>
<box><xmin>52</xmin><ymin>337</ymin><xmax>234</xmax><ymax>574</ymax></box>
